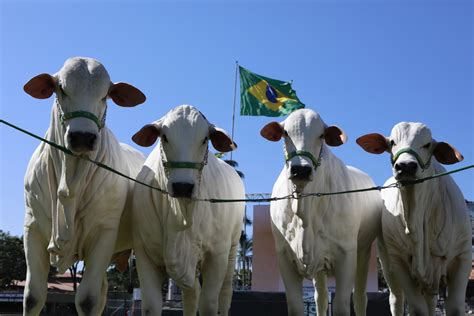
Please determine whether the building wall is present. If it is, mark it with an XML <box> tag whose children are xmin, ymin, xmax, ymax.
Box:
<box><xmin>252</xmin><ymin>204</ymin><xmax>379</xmax><ymax>292</ymax></box>
<box><xmin>252</xmin><ymin>204</ymin><xmax>284</xmax><ymax>291</ymax></box>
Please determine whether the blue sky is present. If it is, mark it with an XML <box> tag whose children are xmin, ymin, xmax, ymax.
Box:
<box><xmin>1</xmin><ymin>0</ymin><xmax>472</xmax><ymax>237</ymax></box>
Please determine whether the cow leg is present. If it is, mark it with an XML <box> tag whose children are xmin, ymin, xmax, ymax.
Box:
<box><xmin>218</xmin><ymin>243</ymin><xmax>238</xmax><ymax>316</ymax></box>
<box><xmin>446</xmin><ymin>256</ymin><xmax>470</xmax><ymax>316</ymax></box>
<box><xmin>276</xmin><ymin>249</ymin><xmax>303</xmax><ymax>316</ymax></box>
<box><xmin>134</xmin><ymin>245</ymin><xmax>166</xmax><ymax>316</ymax></box>
<box><xmin>76</xmin><ymin>230</ymin><xmax>117</xmax><ymax>316</ymax></box>
<box><xmin>377</xmin><ymin>239</ymin><xmax>404</xmax><ymax>316</ymax></box>
<box><xmin>333</xmin><ymin>251</ymin><xmax>357</xmax><ymax>316</ymax></box>
<box><xmin>182</xmin><ymin>277</ymin><xmax>200</xmax><ymax>316</ymax></box>
<box><xmin>199</xmin><ymin>252</ymin><xmax>229</xmax><ymax>316</ymax></box>
<box><xmin>423</xmin><ymin>294</ymin><xmax>436</xmax><ymax>316</ymax></box>
<box><xmin>389</xmin><ymin>257</ymin><xmax>427</xmax><ymax>315</ymax></box>
<box><xmin>313</xmin><ymin>272</ymin><xmax>328</xmax><ymax>316</ymax></box>
<box><xmin>23</xmin><ymin>224</ymin><xmax>50</xmax><ymax>316</ymax></box>
<box><xmin>353</xmin><ymin>244</ymin><xmax>371</xmax><ymax>316</ymax></box>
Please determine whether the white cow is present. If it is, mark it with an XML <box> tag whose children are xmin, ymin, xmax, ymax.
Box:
<box><xmin>357</xmin><ymin>122</ymin><xmax>471</xmax><ymax>316</ymax></box>
<box><xmin>22</xmin><ymin>57</ymin><xmax>146</xmax><ymax>316</ymax></box>
<box><xmin>131</xmin><ymin>105</ymin><xmax>245</xmax><ymax>316</ymax></box>
<box><xmin>260</xmin><ymin>109</ymin><xmax>383</xmax><ymax>316</ymax></box>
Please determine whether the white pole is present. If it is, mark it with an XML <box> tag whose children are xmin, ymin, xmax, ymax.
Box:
<box><xmin>230</xmin><ymin>61</ymin><xmax>238</xmax><ymax>161</ymax></box>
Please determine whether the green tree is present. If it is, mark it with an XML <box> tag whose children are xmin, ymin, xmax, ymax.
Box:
<box><xmin>68</xmin><ymin>261</ymin><xmax>81</xmax><ymax>292</ymax></box>
<box><xmin>107</xmin><ymin>258</ymin><xmax>139</xmax><ymax>293</ymax></box>
<box><xmin>215</xmin><ymin>152</ymin><xmax>245</xmax><ymax>179</ymax></box>
<box><xmin>0</xmin><ymin>230</ymin><xmax>27</xmax><ymax>288</ymax></box>
<box><xmin>237</xmin><ymin>232</ymin><xmax>253</xmax><ymax>288</ymax></box>
<box><xmin>215</xmin><ymin>153</ymin><xmax>253</xmax><ymax>288</ymax></box>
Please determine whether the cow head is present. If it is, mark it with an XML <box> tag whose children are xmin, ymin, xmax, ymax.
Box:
<box><xmin>132</xmin><ymin>105</ymin><xmax>236</xmax><ymax>199</ymax></box>
<box><xmin>24</xmin><ymin>57</ymin><xmax>146</xmax><ymax>154</ymax></box>
<box><xmin>356</xmin><ymin>122</ymin><xmax>463</xmax><ymax>181</ymax></box>
<box><xmin>260</xmin><ymin>109</ymin><xmax>346</xmax><ymax>190</ymax></box>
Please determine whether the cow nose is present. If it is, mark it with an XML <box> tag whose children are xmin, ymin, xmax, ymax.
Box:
<box><xmin>68</xmin><ymin>132</ymin><xmax>97</xmax><ymax>152</ymax></box>
<box><xmin>172</xmin><ymin>182</ymin><xmax>195</xmax><ymax>198</ymax></box>
<box><xmin>290</xmin><ymin>166</ymin><xmax>312</xmax><ymax>180</ymax></box>
<box><xmin>395</xmin><ymin>161</ymin><xmax>418</xmax><ymax>175</ymax></box>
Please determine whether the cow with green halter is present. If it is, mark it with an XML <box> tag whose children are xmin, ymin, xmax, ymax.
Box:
<box><xmin>131</xmin><ymin>105</ymin><xmax>245</xmax><ymax>316</ymax></box>
<box><xmin>260</xmin><ymin>108</ymin><xmax>383</xmax><ymax>316</ymax></box>
<box><xmin>22</xmin><ymin>57</ymin><xmax>146</xmax><ymax>316</ymax></box>
<box><xmin>357</xmin><ymin>122</ymin><xmax>470</xmax><ymax>316</ymax></box>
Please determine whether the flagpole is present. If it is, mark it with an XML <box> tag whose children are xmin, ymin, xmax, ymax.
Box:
<box><xmin>230</xmin><ymin>61</ymin><xmax>238</xmax><ymax>161</ymax></box>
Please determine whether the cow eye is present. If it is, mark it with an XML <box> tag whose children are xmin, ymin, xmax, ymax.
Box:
<box><xmin>390</xmin><ymin>140</ymin><xmax>396</xmax><ymax>147</ymax></box>
<box><xmin>59</xmin><ymin>85</ymin><xmax>67</xmax><ymax>97</ymax></box>
<box><xmin>284</xmin><ymin>131</ymin><xmax>288</xmax><ymax>137</ymax></box>
<box><xmin>202</xmin><ymin>137</ymin><xmax>208</xmax><ymax>145</ymax></box>
<box><xmin>162</xmin><ymin>134</ymin><xmax>168</xmax><ymax>143</ymax></box>
<box><xmin>422</xmin><ymin>142</ymin><xmax>431</xmax><ymax>149</ymax></box>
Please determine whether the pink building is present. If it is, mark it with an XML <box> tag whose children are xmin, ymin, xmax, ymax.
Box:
<box><xmin>252</xmin><ymin>204</ymin><xmax>379</xmax><ymax>294</ymax></box>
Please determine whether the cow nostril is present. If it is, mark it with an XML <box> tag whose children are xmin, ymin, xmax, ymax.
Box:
<box><xmin>172</xmin><ymin>182</ymin><xmax>195</xmax><ymax>198</ymax></box>
<box><xmin>395</xmin><ymin>161</ymin><xmax>418</xmax><ymax>174</ymax></box>
<box><xmin>86</xmin><ymin>133</ymin><xmax>96</xmax><ymax>147</ymax></box>
<box><xmin>68</xmin><ymin>132</ymin><xmax>97</xmax><ymax>151</ymax></box>
<box><xmin>290</xmin><ymin>166</ymin><xmax>312</xmax><ymax>180</ymax></box>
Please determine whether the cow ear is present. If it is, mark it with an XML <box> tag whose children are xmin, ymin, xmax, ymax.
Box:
<box><xmin>132</xmin><ymin>123</ymin><xmax>161</xmax><ymax>147</ymax></box>
<box><xmin>109</xmin><ymin>82</ymin><xmax>146</xmax><ymax>107</ymax></box>
<box><xmin>24</xmin><ymin>73</ymin><xmax>56</xmax><ymax>99</ymax></box>
<box><xmin>356</xmin><ymin>133</ymin><xmax>389</xmax><ymax>154</ymax></box>
<box><xmin>209</xmin><ymin>125</ymin><xmax>237</xmax><ymax>152</ymax></box>
<box><xmin>260</xmin><ymin>122</ymin><xmax>284</xmax><ymax>142</ymax></box>
<box><xmin>324</xmin><ymin>125</ymin><xmax>347</xmax><ymax>147</ymax></box>
<box><xmin>433</xmin><ymin>141</ymin><xmax>463</xmax><ymax>165</ymax></box>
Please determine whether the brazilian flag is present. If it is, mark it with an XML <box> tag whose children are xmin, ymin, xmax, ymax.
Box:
<box><xmin>239</xmin><ymin>66</ymin><xmax>305</xmax><ymax>116</ymax></box>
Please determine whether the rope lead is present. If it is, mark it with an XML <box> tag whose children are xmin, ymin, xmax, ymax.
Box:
<box><xmin>1</xmin><ymin>119</ymin><xmax>472</xmax><ymax>204</ymax></box>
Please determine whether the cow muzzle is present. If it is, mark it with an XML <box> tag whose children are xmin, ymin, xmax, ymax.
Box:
<box><xmin>171</xmin><ymin>182</ymin><xmax>195</xmax><ymax>198</ymax></box>
<box><xmin>290</xmin><ymin>165</ymin><xmax>312</xmax><ymax>181</ymax></box>
<box><xmin>394</xmin><ymin>161</ymin><xmax>418</xmax><ymax>180</ymax></box>
<box><xmin>67</xmin><ymin>131</ymin><xmax>97</xmax><ymax>152</ymax></box>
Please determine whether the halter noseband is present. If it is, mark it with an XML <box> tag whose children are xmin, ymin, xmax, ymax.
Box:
<box><xmin>162</xmin><ymin>161</ymin><xmax>206</xmax><ymax>171</ymax></box>
<box><xmin>285</xmin><ymin>142</ymin><xmax>324</xmax><ymax>170</ymax></box>
<box><xmin>59</xmin><ymin>105</ymin><xmax>107</xmax><ymax>130</ymax></box>
<box><xmin>161</xmin><ymin>142</ymin><xmax>209</xmax><ymax>176</ymax></box>
<box><xmin>391</xmin><ymin>147</ymin><xmax>432</xmax><ymax>170</ymax></box>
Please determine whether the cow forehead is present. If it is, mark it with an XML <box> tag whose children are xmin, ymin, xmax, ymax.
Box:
<box><xmin>285</xmin><ymin>109</ymin><xmax>324</xmax><ymax>137</ymax></box>
<box><xmin>58</xmin><ymin>57</ymin><xmax>110</xmax><ymax>97</ymax></box>
<box><xmin>391</xmin><ymin>122</ymin><xmax>432</xmax><ymax>145</ymax></box>
<box><xmin>163</xmin><ymin>105</ymin><xmax>208</xmax><ymax>138</ymax></box>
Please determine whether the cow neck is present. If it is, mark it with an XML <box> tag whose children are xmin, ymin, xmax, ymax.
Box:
<box><xmin>288</xmin><ymin>146</ymin><xmax>335</xmax><ymax>275</ymax></box>
<box><xmin>397</xmin><ymin>161</ymin><xmax>451</xmax><ymax>292</ymax></box>
<box><xmin>154</xmin><ymin>147</ymin><xmax>196</xmax><ymax>232</ymax></box>
<box><xmin>150</xmin><ymin>149</ymin><xmax>199</xmax><ymax>288</ymax></box>
<box><xmin>45</xmin><ymin>102</ymin><xmax>106</xmax><ymax>271</ymax></box>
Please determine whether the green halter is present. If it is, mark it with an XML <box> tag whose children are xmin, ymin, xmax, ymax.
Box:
<box><xmin>162</xmin><ymin>161</ymin><xmax>206</xmax><ymax>171</ymax></box>
<box><xmin>391</xmin><ymin>147</ymin><xmax>432</xmax><ymax>170</ymax></box>
<box><xmin>59</xmin><ymin>107</ymin><xmax>106</xmax><ymax>130</ymax></box>
<box><xmin>285</xmin><ymin>143</ymin><xmax>324</xmax><ymax>170</ymax></box>
<box><xmin>161</xmin><ymin>143</ymin><xmax>209</xmax><ymax>173</ymax></box>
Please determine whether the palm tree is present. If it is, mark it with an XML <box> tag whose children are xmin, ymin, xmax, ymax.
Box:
<box><xmin>69</xmin><ymin>261</ymin><xmax>80</xmax><ymax>292</ymax></box>
<box><xmin>215</xmin><ymin>153</ymin><xmax>252</xmax><ymax>289</ymax></box>
<box><xmin>238</xmin><ymin>232</ymin><xmax>253</xmax><ymax>288</ymax></box>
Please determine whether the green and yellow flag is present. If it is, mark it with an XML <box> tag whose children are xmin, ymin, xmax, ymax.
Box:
<box><xmin>239</xmin><ymin>66</ymin><xmax>305</xmax><ymax>116</ymax></box>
